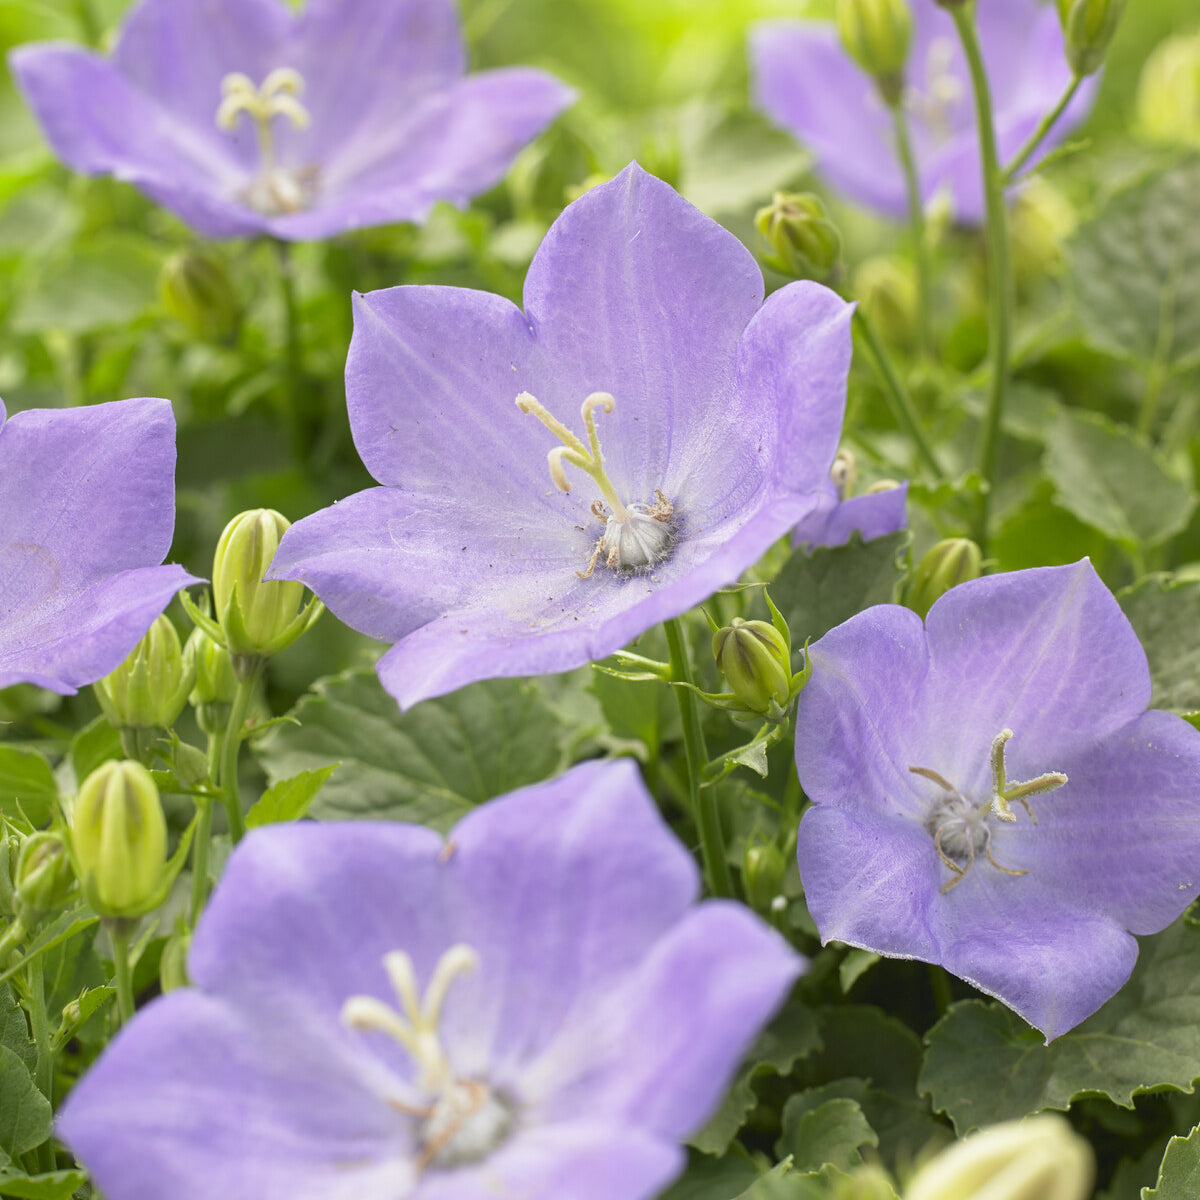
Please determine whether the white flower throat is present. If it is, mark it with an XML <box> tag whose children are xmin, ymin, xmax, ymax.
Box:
<box><xmin>341</xmin><ymin>945</ymin><xmax>515</xmax><ymax>1171</ymax></box>
<box><xmin>215</xmin><ymin>68</ymin><xmax>319</xmax><ymax>215</ymax></box>
<box><xmin>910</xmin><ymin>729</ymin><xmax>1067</xmax><ymax>894</ymax></box>
<box><xmin>516</xmin><ymin>391</ymin><xmax>675</xmax><ymax>577</ymax></box>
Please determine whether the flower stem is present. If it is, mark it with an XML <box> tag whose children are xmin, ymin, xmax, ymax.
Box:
<box><xmin>929</xmin><ymin>963</ymin><xmax>954</xmax><ymax>1017</ymax></box>
<box><xmin>891</xmin><ymin>105</ymin><xmax>933</xmax><ymax>357</ymax></box>
<box><xmin>111</xmin><ymin>931</ymin><xmax>135</xmax><ymax>1026</ymax></box>
<box><xmin>218</xmin><ymin>661</ymin><xmax>263</xmax><ymax>845</ymax></box>
<box><xmin>274</xmin><ymin>239</ymin><xmax>307</xmax><ymax>460</ymax></box>
<box><xmin>1002</xmin><ymin>76</ymin><xmax>1083</xmax><ymax>185</ymax></box>
<box><xmin>26</xmin><ymin>962</ymin><xmax>54</xmax><ymax>1172</ymax></box>
<box><xmin>664</xmin><ymin>618</ymin><xmax>734</xmax><ymax>899</ymax></box>
<box><xmin>853</xmin><ymin>309</ymin><xmax>945</xmax><ymax>481</ymax></box>
<box><xmin>952</xmin><ymin>2</ymin><xmax>1013</xmax><ymax>548</ymax></box>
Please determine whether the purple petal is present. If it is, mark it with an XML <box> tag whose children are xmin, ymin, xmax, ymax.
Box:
<box><xmin>793</xmin><ymin>483</ymin><xmax>909</xmax><ymax>550</ymax></box>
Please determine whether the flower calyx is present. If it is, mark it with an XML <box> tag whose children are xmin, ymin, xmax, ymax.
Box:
<box><xmin>836</xmin><ymin>0</ymin><xmax>913</xmax><ymax>107</ymax></box>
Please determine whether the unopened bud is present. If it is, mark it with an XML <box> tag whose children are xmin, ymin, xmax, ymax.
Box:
<box><xmin>1136</xmin><ymin>33</ymin><xmax>1200</xmax><ymax>147</ymax></box>
<box><xmin>908</xmin><ymin>539</ymin><xmax>982</xmax><ymax>618</ymax></box>
<box><xmin>159</xmin><ymin>927</ymin><xmax>192</xmax><ymax>992</ymax></box>
<box><xmin>184</xmin><ymin>627</ymin><xmax>238</xmax><ymax>734</ymax></box>
<box><xmin>743</xmin><ymin>840</ymin><xmax>788</xmax><ymax>915</ymax></box>
<box><xmin>1056</xmin><ymin>0</ymin><xmax>1125</xmax><ymax>77</ymax></box>
<box><xmin>855</xmin><ymin>256</ymin><xmax>918</xmax><ymax>348</ymax></box>
<box><xmin>94</xmin><ymin>614</ymin><xmax>193</xmax><ymax>732</ymax></box>
<box><xmin>212</xmin><ymin>509</ymin><xmax>318</xmax><ymax>668</ymax></box>
<box><xmin>159</xmin><ymin>250</ymin><xmax>240</xmax><ymax>343</ymax></box>
<box><xmin>1010</xmin><ymin>177</ymin><xmax>1076</xmax><ymax>284</ymax></box>
<box><xmin>836</xmin><ymin>0</ymin><xmax>912</xmax><ymax>106</ymax></box>
<box><xmin>755</xmin><ymin>192</ymin><xmax>843</xmax><ymax>283</ymax></box>
<box><xmin>713</xmin><ymin>619</ymin><xmax>792</xmax><ymax>716</ymax></box>
<box><xmin>15</xmin><ymin>832</ymin><xmax>73</xmax><ymax>918</ymax></box>
<box><xmin>72</xmin><ymin>761</ymin><xmax>167</xmax><ymax>918</ymax></box>
<box><xmin>904</xmin><ymin>1114</ymin><xmax>1093</xmax><ymax>1200</ymax></box>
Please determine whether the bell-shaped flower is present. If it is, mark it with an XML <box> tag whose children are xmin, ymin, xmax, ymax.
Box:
<box><xmin>0</xmin><ymin>397</ymin><xmax>198</xmax><ymax>694</ymax></box>
<box><xmin>268</xmin><ymin>164</ymin><xmax>854</xmax><ymax>708</ymax></box>
<box><xmin>57</xmin><ymin>758</ymin><xmax>802</xmax><ymax>1200</ymax></box>
<box><xmin>794</xmin><ymin>560</ymin><xmax>1200</xmax><ymax>1040</ymax></box>
<box><xmin>750</xmin><ymin>0</ymin><xmax>1095</xmax><ymax>223</ymax></box>
<box><xmin>792</xmin><ymin>450</ymin><xmax>906</xmax><ymax>551</ymax></box>
<box><xmin>10</xmin><ymin>0</ymin><xmax>574</xmax><ymax>241</ymax></box>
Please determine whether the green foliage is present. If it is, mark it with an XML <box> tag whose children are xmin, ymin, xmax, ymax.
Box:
<box><xmin>779</xmin><ymin>1094</ymin><xmax>878</xmax><ymax>1173</ymax></box>
<box><xmin>1120</xmin><ymin>575</ymin><xmax>1200</xmax><ymax>712</ymax></box>
<box><xmin>0</xmin><ymin>1162</ymin><xmax>87</xmax><ymax>1200</ymax></box>
<box><xmin>1143</xmin><ymin>1124</ymin><xmax>1200</xmax><ymax>1198</ymax></box>
<box><xmin>0</xmin><ymin>1046</ymin><xmax>49</xmax><ymax>1159</ymax></box>
<box><xmin>244</xmin><ymin>763</ymin><xmax>339</xmax><ymax>829</ymax></box>
<box><xmin>0</xmin><ymin>750</ymin><xmax>55</xmax><ymax>830</ymax></box>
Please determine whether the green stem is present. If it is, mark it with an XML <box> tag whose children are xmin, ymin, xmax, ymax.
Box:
<box><xmin>953</xmin><ymin>2</ymin><xmax>1013</xmax><ymax>548</ymax></box>
<box><xmin>891</xmin><ymin>104</ymin><xmax>933</xmax><ymax>357</ymax></box>
<box><xmin>111</xmin><ymin>931</ymin><xmax>135</xmax><ymax>1026</ymax></box>
<box><xmin>663</xmin><ymin>618</ymin><xmax>734</xmax><ymax>899</ymax></box>
<box><xmin>929</xmin><ymin>964</ymin><xmax>954</xmax><ymax>1017</ymax></box>
<box><xmin>0</xmin><ymin>918</ymin><xmax>25</xmax><ymax>965</ymax></box>
<box><xmin>853</xmin><ymin>309</ymin><xmax>945</xmax><ymax>481</ymax></box>
<box><xmin>218</xmin><ymin>661</ymin><xmax>264</xmax><ymax>845</ymax></box>
<box><xmin>274</xmin><ymin>239</ymin><xmax>307</xmax><ymax>460</ymax></box>
<box><xmin>1002</xmin><ymin>76</ymin><xmax>1083</xmax><ymax>185</ymax></box>
<box><xmin>26</xmin><ymin>963</ymin><xmax>53</xmax><ymax>1172</ymax></box>
<box><xmin>188</xmin><ymin>797</ymin><xmax>214</xmax><ymax>928</ymax></box>
<box><xmin>71</xmin><ymin>0</ymin><xmax>102</xmax><ymax>45</ymax></box>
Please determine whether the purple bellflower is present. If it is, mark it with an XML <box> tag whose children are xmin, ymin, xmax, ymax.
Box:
<box><xmin>10</xmin><ymin>0</ymin><xmax>573</xmax><ymax>241</ymax></box>
<box><xmin>794</xmin><ymin>560</ymin><xmax>1200</xmax><ymax>1040</ymax></box>
<box><xmin>0</xmin><ymin>397</ymin><xmax>198</xmax><ymax>695</ymax></box>
<box><xmin>59</xmin><ymin>757</ymin><xmax>802</xmax><ymax>1200</ymax></box>
<box><xmin>793</xmin><ymin>451</ymin><xmax>907</xmax><ymax>550</ymax></box>
<box><xmin>268</xmin><ymin>164</ymin><xmax>854</xmax><ymax>708</ymax></box>
<box><xmin>750</xmin><ymin>0</ymin><xmax>1095</xmax><ymax>224</ymax></box>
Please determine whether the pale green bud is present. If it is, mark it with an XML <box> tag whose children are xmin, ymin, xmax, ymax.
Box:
<box><xmin>159</xmin><ymin>927</ymin><xmax>192</xmax><ymax>992</ymax></box>
<box><xmin>14</xmin><ymin>832</ymin><xmax>73</xmax><ymax>919</ymax></box>
<box><xmin>904</xmin><ymin>1114</ymin><xmax>1093</xmax><ymax>1200</ymax></box>
<box><xmin>836</xmin><ymin>0</ymin><xmax>912</xmax><ymax>105</ymax></box>
<box><xmin>72</xmin><ymin>761</ymin><xmax>167</xmax><ymax>918</ymax></box>
<box><xmin>184</xmin><ymin>626</ymin><xmax>238</xmax><ymax>734</ymax></box>
<box><xmin>743</xmin><ymin>840</ymin><xmax>788</xmax><ymax>915</ymax></box>
<box><xmin>1009</xmin><ymin>176</ymin><xmax>1076</xmax><ymax>284</ymax></box>
<box><xmin>713</xmin><ymin>619</ymin><xmax>791</xmax><ymax>716</ymax></box>
<box><xmin>855</xmin><ymin>256</ymin><xmax>918</xmax><ymax>348</ymax></box>
<box><xmin>1137</xmin><ymin>33</ymin><xmax>1200</xmax><ymax>147</ymax></box>
<box><xmin>212</xmin><ymin>509</ymin><xmax>318</xmax><ymax>667</ymax></box>
<box><xmin>159</xmin><ymin>250</ymin><xmax>240</xmax><ymax>342</ymax></box>
<box><xmin>1056</xmin><ymin>0</ymin><xmax>1125</xmax><ymax>77</ymax></box>
<box><xmin>754</xmin><ymin>192</ymin><xmax>843</xmax><ymax>283</ymax></box>
<box><xmin>94</xmin><ymin>614</ymin><xmax>193</xmax><ymax>731</ymax></box>
<box><xmin>908</xmin><ymin>539</ymin><xmax>982</xmax><ymax>618</ymax></box>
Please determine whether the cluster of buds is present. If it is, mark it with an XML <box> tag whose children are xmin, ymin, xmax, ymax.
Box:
<box><xmin>836</xmin><ymin>0</ymin><xmax>912</xmax><ymax>107</ymax></box>
<box><xmin>755</xmin><ymin>192</ymin><xmax>843</xmax><ymax>284</ymax></box>
<box><xmin>907</xmin><ymin>538</ymin><xmax>982</xmax><ymax>618</ymax></box>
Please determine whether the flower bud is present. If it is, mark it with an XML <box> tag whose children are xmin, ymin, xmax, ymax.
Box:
<box><xmin>159</xmin><ymin>249</ymin><xmax>240</xmax><ymax>343</ymax></box>
<box><xmin>1010</xmin><ymin>177</ymin><xmax>1076</xmax><ymax>285</ymax></box>
<box><xmin>1056</xmin><ymin>0</ymin><xmax>1125</xmax><ymax>77</ymax></box>
<box><xmin>908</xmin><ymin>539</ymin><xmax>982</xmax><ymax>619</ymax></box>
<box><xmin>94</xmin><ymin>614</ymin><xmax>194</xmax><ymax>732</ymax></box>
<box><xmin>14</xmin><ymin>832</ymin><xmax>73</xmax><ymax>919</ymax></box>
<box><xmin>904</xmin><ymin>1114</ymin><xmax>1093</xmax><ymax>1200</ymax></box>
<box><xmin>159</xmin><ymin>927</ymin><xmax>192</xmax><ymax>992</ymax></box>
<box><xmin>72</xmin><ymin>761</ymin><xmax>167</xmax><ymax>918</ymax></box>
<box><xmin>743</xmin><ymin>840</ymin><xmax>788</xmax><ymax>915</ymax></box>
<box><xmin>755</xmin><ymin>192</ymin><xmax>843</xmax><ymax>284</ymax></box>
<box><xmin>1136</xmin><ymin>33</ymin><xmax>1200</xmax><ymax>147</ymax></box>
<box><xmin>855</xmin><ymin>256</ymin><xmax>918</xmax><ymax>348</ymax></box>
<box><xmin>184</xmin><ymin>627</ymin><xmax>238</xmax><ymax>734</ymax></box>
<box><xmin>713</xmin><ymin>619</ymin><xmax>791</xmax><ymax>716</ymax></box>
<box><xmin>212</xmin><ymin>509</ymin><xmax>316</xmax><ymax>666</ymax></box>
<box><xmin>836</xmin><ymin>0</ymin><xmax>912</xmax><ymax>106</ymax></box>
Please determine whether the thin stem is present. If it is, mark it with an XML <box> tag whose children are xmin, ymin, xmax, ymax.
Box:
<box><xmin>218</xmin><ymin>661</ymin><xmax>264</xmax><ymax>845</ymax></box>
<box><xmin>1002</xmin><ymin>76</ymin><xmax>1083</xmax><ymax>185</ymax></box>
<box><xmin>111</xmin><ymin>932</ymin><xmax>135</xmax><ymax>1026</ymax></box>
<box><xmin>274</xmin><ymin>239</ymin><xmax>307</xmax><ymax>459</ymax></box>
<box><xmin>853</xmin><ymin>309</ymin><xmax>946</xmax><ymax>481</ymax></box>
<box><xmin>663</xmin><ymin>618</ymin><xmax>734</xmax><ymax>899</ymax></box>
<box><xmin>188</xmin><ymin>734</ymin><xmax>222</xmax><ymax>926</ymax></box>
<box><xmin>953</xmin><ymin>3</ymin><xmax>1013</xmax><ymax>548</ymax></box>
<box><xmin>928</xmin><ymin>964</ymin><xmax>954</xmax><ymax>1017</ymax></box>
<box><xmin>891</xmin><ymin>105</ymin><xmax>933</xmax><ymax>357</ymax></box>
<box><xmin>27</xmin><ymin>962</ymin><xmax>53</xmax><ymax>1172</ymax></box>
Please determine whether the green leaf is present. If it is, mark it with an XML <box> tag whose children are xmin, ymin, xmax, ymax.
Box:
<box><xmin>690</xmin><ymin>996</ymin><xmax>822</xmax><ymax>1155</ymax></box>
<box><xmin>51</xmin><ymin>985</ymin><xmax>114</xmax><ymax>1051</ymax></box>
<box><xmin>1119</xmin><ymin>575</ymin><xmax>1200</xmax><ymax>713</ymax></box>
<box><xmin>0</xmin><ymin>749</ymin><xmax>56</xmax><ymax>829</ymax></box>
<box><xmin>0</xmin><ymin>911</ymin><xmax>98</xmax><ymax>988</ymax></box>
<box><xmin>1043</xmin><ymin>409</ymin><xmax>1194</xmax><ymax>551</ymax></box>
<box><xmin>658</xmin><ymin>1150</ymin><xmax>759</xmax><ymax>1200</ymax></box>
<box><xmin>0</xmin><ymin>1045</ymin><xmax>49</xmax><ymax>1158</ymax></box>
<box><xmin>0</xmin><ymin>1165</ymin><xmax>88</xmax><ymax>1199</ymax></box>
<box><xmin>255</xmin><ymin>670</ymin><xmax>574</xmax><ymax>828</ymax></box>
<box><xmin>0</xmin><ymin>987</ymin><xmax>33</xmax><ymax>1075</ymax></box>
<box><xmin>771</xmin><ymin>532</ymin><xmax>909</xmax><ymax>647</ymax></box>
<box><xmin>244</xmin><ymin>764</ymin><xmax>339</xmax><ymax>829</ymax></box>
<box><xmin>920</xmin><ymin>920</ymin><xmax>1200</xmax><ymax>1134</ymax></box>
<box><xmin>69</xmin><ymin>718</ymin><xmax>122</xmax><ymax>790</ymax></box>
<box><xmin>1144</xmin><ymin>1124</ymin><xmax>1200</xmax><ymax>1199</ymax></box>
<box><xmin>779</xmin><ymin>1095</ymin><xmax>878</xmax><ymax>1174</ymax></box>
<box><xmin>1069</xmin><ymin>158</ymin><xmax>1200</xmax><ymax>370</ymax></box>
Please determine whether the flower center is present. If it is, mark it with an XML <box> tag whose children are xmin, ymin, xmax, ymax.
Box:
<box><xmin>909</xmin><ymin>729</ymin><xmax>1067</xmax><ymax>894</ymax></box>
<box><xmin>905</xmin><ymin>37</ymin><xmax>965</xmax><ymax>143</ymax></box>
<box><xmin>516</xmin><ymin>391</ymin><xmax>676</xmax><ymax>577</ymax></box>
<box><xmin>215</xmin><ymin>68</ymin><xmax>318</xmax><ymax>214</ymax></box>
<box><xmin>341</xmin><ymin>944</ymin><xmax>515</xmax><ymax>1171</ymax></box>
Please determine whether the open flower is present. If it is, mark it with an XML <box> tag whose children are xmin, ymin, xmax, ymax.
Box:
<box><xmin>793</xmin><ymin>451</ymin><xmax>906</xmax><ymax>551</ymax></box>
<box><xmin>58</xmin><ymin>758</ymin><xmax>802</xmax><ymax>1200</ymax></box>
<box><xmin>0</xmin><ymin>397</ymin><xmax>198</xmax><ymax>695</ymax></box>
<box><xmin>269</xmin><ymin>164</ymin><xmax>853</xmax><ymax>707</ymax></box>
<box><xmin>10</xmin><ymin>0</ymin><xmax>573</xmax><ymax>241</ymax></box>
<box><xmin>794</xmin><ymin>560</ymin><xmax>1200</xmax><ymax>1040</ymax></box>
<box><xmin>750</xmin><ymin>0</ymin><xmax>1095</xmax><ymax>223</ymax></box>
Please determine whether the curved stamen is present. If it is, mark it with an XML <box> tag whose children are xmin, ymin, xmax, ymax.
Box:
<box><xmin>215</xmin><ymin>68</ymin><xmax>311</xmax><ymax>173</ymax></box>
<box><xmin>989</xmin><ymin>728</ymin><xmax>1067</xmax><ymax>823</ymax></box>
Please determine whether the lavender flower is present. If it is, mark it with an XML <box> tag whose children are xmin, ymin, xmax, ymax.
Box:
<box><xmin>793</xmin><ymin>561</ymin><xmax>1200</xmax><ymax>1040</ymax></box>
<box><xmin>793</xmin><ymin>452</ymin><xmax>907</xmax><ymax>550</ymax></box>
<box><xmin>58</xmin><ymin>758</ymin><xmax>801</xmax><ymax>1200</ymax></box>
<box><xmin>750</xmin><ymin>0</ymin><xmax>1095</xmax><ymax>223</ymax></box>
<box><xmin>269</xmin><ymin>164</ymin><xmax>854</xmax><ymax>708</ymax></box>
<box><xmin>10</xmin><ymin>0</ymin><xmax>573</xmax><ymax>241</ymax></box>
<box><xmin>0</xmin><ymin>397</ymin><xmax>198</xmax><ymax>695</ymax></box>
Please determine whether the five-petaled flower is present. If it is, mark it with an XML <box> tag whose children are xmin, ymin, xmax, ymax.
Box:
<box><xmin>11</xmin><ymin>0</ymin><xmax>573</xmax><ymax>240</ymax></box>
<box><xmin>794</xmin><ymin>560</ymin><xmax>1200</xmax><ymax>1040</ymax></box>
<box><xmin>750</xmin><ymin>0</ymin><xmax>1095</xmax><ymax>223</ymax></box>
<box><xmin>269</xmin><ymin>163</ymin><xmax>854</xmax><ymax>708</ymax></box>
<box><xmin>0</xmin><ymin>397</ymin><xmax>198</xmax><ymax>695</ymax></box>
<box><xmin>58</xmin><ymin>758</ymin><xmax>802</xmax><ymax>1200</ymax></box>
